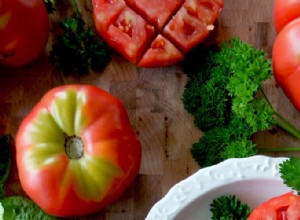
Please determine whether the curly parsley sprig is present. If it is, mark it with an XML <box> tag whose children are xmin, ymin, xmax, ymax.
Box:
<box><xmin>210</xmin><ymin>195</ymin><xmax>251</xmax><ymax>220</ymax></box>
<box><xmin>49</xmin><ymin>0</ymin><xmax>112</xmax><ymax>75</ymax></box>
<box><xmin>182</xmin><ymin>38</ymin><xmax>300</xmax><ymax>167</ymax></box>
<box><xmin>280</xmin><ymin>157</ymin><xmax>300</xmax><ymax>194</ymax></box>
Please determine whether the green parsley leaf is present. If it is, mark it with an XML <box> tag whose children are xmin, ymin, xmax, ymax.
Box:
<box><xmin>210</xmin><ymin>195</ymin><xmax>251</xmax><ymax>220</ymax></box>
<box><xmin>280</xmin><ymin>157</ymin><xmax>300</xmax><ymax>194</ymax></box>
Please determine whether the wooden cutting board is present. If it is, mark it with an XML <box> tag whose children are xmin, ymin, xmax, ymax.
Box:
<box><xmin>1</xmin><ymin>0</ymin><xmax>300</xmax><ymax>219</ymax></box>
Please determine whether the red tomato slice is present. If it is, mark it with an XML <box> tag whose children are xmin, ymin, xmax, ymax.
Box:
<box><xmin>163</xmin><ymin>0</ymin><xmax>223</xmax><ymax>54</ymax></box>
<box><xmin>105</xmin><ymin>7</ymin><xmax>155</xmax><ymax>64</ymax></box>
<box><xmin>92</xmin><ymin>0</ymin><xmax>126</xmax><ymax>34</ymax></box>
<box><xmin>163</xmin><ymin>7</ymin><xmax>210</xmax><ymax>54</ymax></box>
<box><xmin>248</xmin><ymin>192</ymin><xmax>300</xmax><ymax>220</ymax></box>
<box><xmin>274</xmin><ymin>0</ymin><xmax>300</xmax><ymax>33</ymax></box>
<box><xmin>138</xmin><ymin>34</ymin><xmax>184</xmax><ymax>67</ymax></box>
<box><xmin>125</xmin><ymin>0</ymin><xmax>183</xmax><ymax>30</ymax></box>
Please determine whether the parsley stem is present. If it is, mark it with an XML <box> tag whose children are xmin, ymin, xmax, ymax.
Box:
<box><xmin>273</xmin><ymin>117</ymin><xmax>300</xmax><ymax>140</ymax></box>
<box><xmin>258</xmin><ymin>147</ymin><xmax>300</xmax><ymax>152</ymax></box>
<box><xmin>71</xmin><ymin>0</ymin><xmax>80</xmax><ymax>17</ymax></box>
<box><xmin>261</xmin><ymin>88</ymin><xmax>300</xmax><ymax>140</ymax></box>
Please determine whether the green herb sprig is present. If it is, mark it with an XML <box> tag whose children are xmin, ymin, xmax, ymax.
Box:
<box><xmin>182</xmin><ymin>38</ymin><xmax>300</xmax><ymax>167</ymax></box>
<box><xmin>49</xmin><ymin>0</ymin><xmax>112</xmax><ymax>75</ymax></box>
<box><xmin>210</xmin><ymin>195</ymin><xmax>251</xmax><ymax>220</ymax></box>
<box><xmin>279</xmin><ymin>157</ymin><xmax>300</xmax><ymax>194</ymax></box>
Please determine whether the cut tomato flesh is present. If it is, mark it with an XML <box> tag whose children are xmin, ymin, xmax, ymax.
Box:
<box><xmin>92</xmin><ymin>0</ymin><xmax>224</xmax><ymax>67</ymax></box>
<box><xmin>92</xmin><ymin>0</ymin><xmax>126</xmax><ymax>34</ymax></box>
<box><xmin>125</xmin><ymin>0</ymin><xmax>183</xmax><ymax>30</ymax></box>
<box><xmin>163</xmin><ymin>6</ymin><xmax>210</xmax><ymax>54</ymax></box>
<box><xmin>106</xmin><ymin>7</ymin><xmax>155</xmax><ymax>63</ymax></box>
<box><xmin>138</xmin><ymin>34</ymin><xmax>184</xmax><ymax>67</ymax></box>
<box><xmin>184</xmin><ymin>0</ymin><xmax>224</xmax><ymax>24</ymax></box>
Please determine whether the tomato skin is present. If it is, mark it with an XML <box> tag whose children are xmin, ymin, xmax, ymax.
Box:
<box><xmin>0</xmin><ymin>0</ymin><xmax>49</xmax><ymax>66</ymax></box>
<box><xmin>272</xmin><ymin>18</ymin><xmax>300</xmax><ymax>112</ymax></box>
<box><xmin>248</xmin><ymin>192</ymin><xmax>300</xmax><ymax>220</ymax></box>
<box><xmin>16</xmin><ymin>85</ymin><xmax>141</xmax><ymax>217</ymax></box>
<box><xmin>274</xmin><ymin>0</ymin><xmax>300</xmax><ymax>33</ymax></box>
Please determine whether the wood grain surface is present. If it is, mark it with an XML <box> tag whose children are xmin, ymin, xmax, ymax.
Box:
<box><xmin>1</xmin><ymin>0</ymin><xmax>300</xmax><ymax>219</ymax></box>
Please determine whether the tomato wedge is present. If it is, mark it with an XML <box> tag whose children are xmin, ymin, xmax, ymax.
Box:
<box><xmin>105</xmin><ymin>7</ymin><xmax>155</xmax><ymax>64</ymax></box>
<box><xmin>164</xmin><ymin>0</ymin><xmax>223</xmax><ymax>54</ymax></box>
<box><xmin>126</xmin><ymin>0</ymin><xmax>183</xmax><ymax>30</ymax></box>
<box><xmin>138</xmin><ymin>34</ymin><xmax>184</xmax><ymax>67</ymax></box>
<box><xmin>248</xmin><ymin>192</ymin><xmax>300</xmax><ymax>220</ymax></box>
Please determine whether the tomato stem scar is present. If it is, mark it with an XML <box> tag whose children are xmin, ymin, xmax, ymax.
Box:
<box><xmin>64</xmin><ymin>134</ymin><xmax>84</xmax><ymax>159</ymax></box>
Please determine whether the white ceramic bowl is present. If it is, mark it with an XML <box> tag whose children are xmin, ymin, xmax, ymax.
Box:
<box><xmin>146</xmin><ymin>155</ymin><xmax>292</xmax><ymax>220</ymax></box>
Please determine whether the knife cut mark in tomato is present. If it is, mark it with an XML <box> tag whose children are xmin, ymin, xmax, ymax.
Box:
<box><xmin>92</xmin><ymin>0</ymin><xmax>224</xmax><ymax>67</ymax></box>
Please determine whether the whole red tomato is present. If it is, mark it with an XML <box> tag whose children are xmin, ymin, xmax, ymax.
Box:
<box><xmin>272</xmin><ymin>18</ymin><xmax>300</xmax><ymax>111</ymax></box>
<box><xmin>92</xmin><ymin>0</ymin><xmax>224</xmax><ymax>67</ymax></box>
<box><xmin>274</xmin><ymin>0</ymin><xmax>300</xmax><ymax>33</ymax></box>
<box><xmin>248</xmin><ymin>192</ymin><xmax>300</xmax><ymax>219</ymax></box>
<box><xmin>16</xmin><ymin>85</ymin><xmax>141</xmax><ymax>217</ymax></box>
<box><xmin>0</xmin><ymin>0</ymin><xmax>49</xmax><ymax>66</ymax></box>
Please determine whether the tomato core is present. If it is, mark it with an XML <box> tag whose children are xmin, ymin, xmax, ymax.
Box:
<box><xmin>65</xmin><ymin>135</ymin><xmax>84</xmax><ymax>160</ymax></box>
<box><xmin>276</xmin><ymin>206</ymin><xmax>289</xmax><ymax>220</ymax></box>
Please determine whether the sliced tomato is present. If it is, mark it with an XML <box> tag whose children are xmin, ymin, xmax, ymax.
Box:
<box><xmin>184</xmin><ymin>0</ymin><xmax>224</xmax><ymax>24</ymax></box>
<box><xmin>125</xmin><ymin>0</ymin><xmax>183</xmax><ymax>30</ymax></box>
<box><xmin>92</xmin><ymin>0</ymin><xmax>126</xmax><ymax>34</ymax></box>
<box><xmin>163</xmin><ymin>7</ymin><xmax>210</xmax><ymax>54</ymax></box>
<box><xmin>92</xmin><ymin>0</ymin><xmax>224</xmax><ymax>67</ymax></box>
<box><xmin>163</xmin><ymin>0</ymin><xmax>222</xmax><ymax>54</ymax></box>
<box><xmin>105</xmin><ymin>7</ymin><xmax>155</xmax><ymax>64</ymax></box>
<box><xmin>248</xmin><ymin>192</ymin><xmax>300</xmax><ymax>220</ymax></box>
<box><xmin>138</xmin><ymin>34</ymin><xmax>184</xmax><ymax>67</ymax></box>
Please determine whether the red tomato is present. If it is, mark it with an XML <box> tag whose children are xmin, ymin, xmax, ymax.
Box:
<box><xmin>248</xmin><ymin>192</ymin><xmax>300</xmax><ymax>220</ymax></box>
<box><xmin>16</xmin><ymin>85</ymin><xmax>141</xmax><ymax>217</ymax></box>
<box><xmin>274</xmin><ymin>0</ymin><xmax>300</xmax><ymax>33</ymax></box>
<box><xmin>272</xmin><ymin>18</ymin><xmax>300</xmax><ymax>112</ymax></box>
<box><xmin>0</xmin><ymin>0</ymin><xmax>49</xmax><ymax>66</ymax></box>
<box><xmin>92</xmin><ymin>0</ymin><xmax>224</xmax><ymax>67</ymax></box>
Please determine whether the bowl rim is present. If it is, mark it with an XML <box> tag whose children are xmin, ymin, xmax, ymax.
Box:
<box><xmin>145</xmin><ymin>155</ymin><xmax>289</xmax><ymax>220</ymax></box>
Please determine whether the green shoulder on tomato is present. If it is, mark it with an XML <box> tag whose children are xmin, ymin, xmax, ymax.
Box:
<box><xmin>16</xmin><ymin>85</ymin><xmax>141</xmax><ymax>217</ymax></box>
